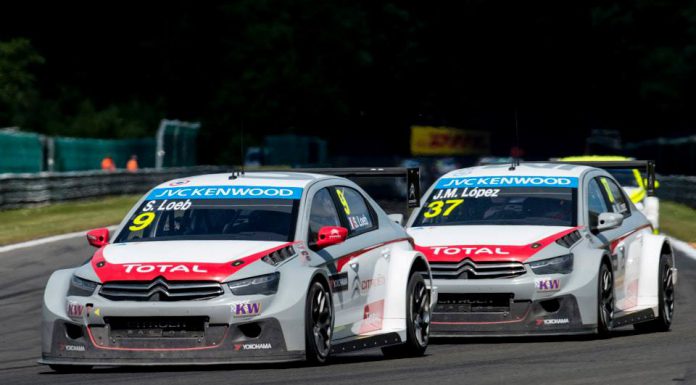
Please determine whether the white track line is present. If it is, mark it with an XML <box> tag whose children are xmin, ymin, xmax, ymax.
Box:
<box><xmin>669</xmin><ymin>236</ymin><xmax>696</xmax><ymax>261</ymax></box>
<box><xmin>0</xmin><ymin>225</ymin><xmax>118</xmax><ymax>254</ymax></box>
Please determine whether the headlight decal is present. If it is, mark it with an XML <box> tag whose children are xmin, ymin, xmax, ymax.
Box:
<box><xmin>68</xmin><ymin>275</ymin><xmax>98</xmax><ymax>296</ymax></box>
<box><xmin>528</xmin><ymin>254</ymin><xmax>573</xmax><ymax>275</ymax></box>
<box><xmin>227</xmin><ymin>272</ymin><xmax>280</xmax><ymax>296</ymax></box>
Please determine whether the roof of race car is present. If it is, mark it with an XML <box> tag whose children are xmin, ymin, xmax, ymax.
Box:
<box><xmin>441</xmin><ymin>162</ymin><xmax>594</xmax><ymax>179</ymax></box>
<box><xmin>155</xmin><ymin>171</ymin><xmax>332</xmax><ymax>190</ymax></box>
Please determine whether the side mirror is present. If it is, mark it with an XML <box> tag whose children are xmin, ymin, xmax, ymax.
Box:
<box><xmin>86</xmin><ymin>228</ymin><xmax>110</xmax><ymax>248</ymax></box>
<box><xmin>388</xmin><ymin>213</ymin><xmax>404</xmax><ymax>226</ymax></box>
<box><xmin>595</xmin><ymin>212</ymin><xmax>623</xmax><ymax>232</ymax></box>
<box><xmin>316</xmin><ymin>226</ymin><xmax>348</xmax><ymax>249</ymax></box>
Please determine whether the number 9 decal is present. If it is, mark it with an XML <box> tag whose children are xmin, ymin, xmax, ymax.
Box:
<box><xmin>129</xmin><ymin>212</ymin><xmax>155</xmax><ymax>231</ymax></box>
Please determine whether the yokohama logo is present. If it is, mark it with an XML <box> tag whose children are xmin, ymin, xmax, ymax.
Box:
<box><xmin>123</xmin><ymin>264</ymin><xmax>208</xmax><ymax>273</ymax></box>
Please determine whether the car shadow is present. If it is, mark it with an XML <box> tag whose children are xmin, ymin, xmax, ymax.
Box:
<box><xmin>431</xmin><ymin>328</ymin><xmax>643</xmax><ymax>345</ymax></box>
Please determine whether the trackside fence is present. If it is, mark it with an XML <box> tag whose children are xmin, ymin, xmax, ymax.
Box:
<box><xmin>656</xmin><ymin>175</ymin><xmax>696</xmax><ymax>209</ymax></box>
<box><xmin>0</xmin><ymin>166</ymin><xmax>227</xmax><ymax>210</ymax></box>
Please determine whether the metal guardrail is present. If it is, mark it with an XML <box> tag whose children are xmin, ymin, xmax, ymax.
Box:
<box><xmin>0</xmin><ymin>166</ymin><xmax>228</xmax><ymax>210</ymax></box>
<box><xmin>655</xmin><ymin>175</ymin><xmax>696</xmax><ymax>208</ymax></box>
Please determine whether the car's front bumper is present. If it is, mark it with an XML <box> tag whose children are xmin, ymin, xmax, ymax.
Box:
<box><xmin>41</xmin><ymin>288</ymin><xmax>306</xmax><ymax>366</ymax></box>
<box><xmin>430</xmin><ymin>270</ymin><xmax>598</xmax><ymax>337</ymax></box>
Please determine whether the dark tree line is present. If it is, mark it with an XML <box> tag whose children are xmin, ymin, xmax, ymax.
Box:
<box><xmin>1</xmin><ymin>0</ymin><xmax>695</xmax><ymax>163</ymax></box>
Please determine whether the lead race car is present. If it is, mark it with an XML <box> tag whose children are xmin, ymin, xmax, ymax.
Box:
<box><xmin>406</xmin><ymin>161</ymin><xmax>676</xmax><ymax>337</ymax></box>
<box><xmin>41</xmin><ymin>168</ymin><xmax>435</xmax><ymax>370</ymax></box>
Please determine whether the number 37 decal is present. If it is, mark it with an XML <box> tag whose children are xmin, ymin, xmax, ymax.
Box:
<box><xmin>423</xmin><ymin>199</ymin><xmax>463</xmax><ymax>218</ymax></box>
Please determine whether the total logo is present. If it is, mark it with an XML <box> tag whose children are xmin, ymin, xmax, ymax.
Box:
<box><xmin>234</xmin><ymin>302</ymin><xmax>262</xmax><ymax>317</ymax></box>
<box><xmin>234</xmin><ymin>343</ymin><xmax>272</xmax><ymax>351</ymax></box>
<box><xmin>123</xmin><ymin>264</ymin><xmax>208</xmax><ymax>273</ymax></box>
<box><xmin>429</xmin><ymin>246</ymin><xmax>510</xmax><ymax>256</ymax></box>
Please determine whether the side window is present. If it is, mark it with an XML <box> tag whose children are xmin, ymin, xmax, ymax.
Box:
<box><xmin>587</xmin><ymin>178</ymin><xmax>609</xmax><ymax>229</ymax></box>
<box><xmin>307</xmin><ymin>188</ymin><xmax>342</xmax><ymax>246</ymax></box>
<box><xmin>600</xmin><ymin>177</ymin><xmax>630</xmax><ymax>216</ymax></box>
<box><xmin>333</xmin><ymin>186</ymin><xmax>377</xmax><ymax>235</ymax></box>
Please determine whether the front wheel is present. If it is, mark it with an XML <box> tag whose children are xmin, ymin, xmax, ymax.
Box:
<box><xmin>382</xmin><ymin>271</ymin><xmax>430</xmax><ymax>358</ymax></box>
<box><xmin>634</xmin><ymin>253</ymin><xmax>674</xmax><ymax>332</ymax></box>
<box><xmin>304</xmin><ymin>281</ymin><xmax>333</xmax><ymax>365</ymax></box>
<box><xmin>597</xmin><ymin>262</ymin><xmax>614</xmax><ymax>338</ymax></box>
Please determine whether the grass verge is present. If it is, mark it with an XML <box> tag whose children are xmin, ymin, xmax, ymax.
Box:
<box><xmin>0</xmin><ymin>195</ymin><xmax>139</xmax><ymax>245</ymax></box>
<box><xmin>660</xmin><ymin>200</ymin><xmax>696</xmax><ymax>243</ymax></box>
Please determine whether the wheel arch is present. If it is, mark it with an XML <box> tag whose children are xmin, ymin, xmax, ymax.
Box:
<box><xmin>637</xmin><ymin>233</ymin><xmax>672</xmax><ymax>308</ymax></box>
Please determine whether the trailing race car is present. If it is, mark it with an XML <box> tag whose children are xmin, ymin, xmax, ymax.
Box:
<box><xmin>406</xmin><ymin>161</ymin><xmax>676</xmax><ymax>337</ymax></box>
<box><xmin>555</xmin><ymin>156</ymin><xmax>660</xmax><ymax>231</ymax></box>
<box><xmin>41</xmin><ymin>169</ymin><xmax>434</xmax><ymax>370</ymax></box>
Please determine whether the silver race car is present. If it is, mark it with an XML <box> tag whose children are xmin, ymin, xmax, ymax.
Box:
<box><xmin>41</xmin><ymin>169</ymin><xmax>435</xmax><ymax>370</ymax></box>
<box><xmin>407</xmin><ymin>161</ymin><xmax>676</xmax><ymax>337</ymax></box>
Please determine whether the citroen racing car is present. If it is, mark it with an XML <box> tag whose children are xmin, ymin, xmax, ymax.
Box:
<box><xmin>41</xmin><ymin>169</ymin><xmax>435</xmax><ymax>370</ymax></box>
<box><xmin>406</xmin><ymin>161</ymin><xmax>676</xmax><ymax>337</ymax></box>
<box><xmin>556</xmin><ymin>156</ymin><xmax>660</xmax><ymax>231</ymax></box>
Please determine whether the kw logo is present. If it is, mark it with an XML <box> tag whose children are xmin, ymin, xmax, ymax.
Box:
<box><xmin>234</xmin><ymin>302</ymin><xmax>262</xmax><ymax>317</ymax></box>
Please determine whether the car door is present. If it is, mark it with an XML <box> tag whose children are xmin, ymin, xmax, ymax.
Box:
<box><xmin>330</xmin><ymin>185</ymin><xmax>387</xmax><ymax>335</ymax></box>
<box><xmin>598</xmin><ymin>176</ymin><xmax>644</xmax><ymax>311</ymax></box>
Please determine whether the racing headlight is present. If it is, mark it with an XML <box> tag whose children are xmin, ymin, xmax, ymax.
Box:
<box><xmin>68</xmin><ymin>275</ymin><xmax>98</xmax><ymax>296</ymax></box>
<box><xmin>227</xmin><ymin>272</ymin><xmax>280</xmax><ymax>296</ymax></box>
<box><xmin>529</xmin><ymin>254</ymin><xmax>574</xmax><ymax>275</ymax></box>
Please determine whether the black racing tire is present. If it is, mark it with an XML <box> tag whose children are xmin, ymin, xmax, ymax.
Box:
<box><xmin>382</xmin><ymin>271</ymin><xmax>430</xmax><ymax>358</ymax></box>
<box><xmin>304</xmin><ymin>280</ymin><xmax>333</xmax><ymax>365</ymax></box>
<box><xmin>597</xmin><ymin>262</ymin><xmax>614</xmax><ymax>338</ymax></box>
<box><xmin>634</xmin><ymin>253</ymin><xmax>674</xmax><ymax>333</ymax></box>
<box><xmin>48</xmin><ymin>364</ymin><xmax>92</xmax><ymax>373</ymax></box>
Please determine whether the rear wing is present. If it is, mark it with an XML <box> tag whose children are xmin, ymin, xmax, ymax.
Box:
<box><xmin>238</xmin><ymin>167</ymin><xmax>421</xmax><ymax>213</ymax></box>
<box><xmin>547</xmin><ymin>160</ymin><xmax>657</xmax><ymax>196</ymax></box>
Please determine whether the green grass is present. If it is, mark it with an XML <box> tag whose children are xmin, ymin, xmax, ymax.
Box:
<box><xmin>0</xmin><ymin>195</ymin><xmax>140</xmax><ymax>245</ymax></box>
<box><xmin>660</xmin><ymin>200</ymin><xmax>696</xmax><ymax>243</ymax></box>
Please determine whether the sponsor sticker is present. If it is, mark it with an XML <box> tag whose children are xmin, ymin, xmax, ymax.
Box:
<box><xmin>330</xmin><ymin>272</ymin><xmax>349</xmax><ymax>292</ymax></box>
<box><xmin>535</xmin><ymin>278</ymin><xmax>561</xmax><ymax>292</ymax></box>
<box><xmin>359</xmin><ymin>300</ymin><xmax>385</xmax><ymax>334</ymax></box>
<box><xmin>234</xmin><ymin>342</ymin><xmax>272</xmax><ymax>351</ymax></box>
<box><xmin>66</xmin><ymin>301</ymin><xmax>83</xmax><ymax>318</ymax></box>
<box><xmin>348</xmin><ymin>214</ymin><xmax>370</xmax><ymax>230</ymax></box>
<box><xmin>233</xmin><ymin>302</ymin><xmax>262</xmax><ymax>317</ymax></box>
<box><xmin>146</xmin><ymin>186</ymin><xmax>303</xmax><ymax>200</ymax></box>
<box><xmin>430</xmin><ymin>246</ymin><xmax>510</xmax><ymax>256</ymax></box>
<box><xmin>361</xmin><ymin>275</ymin><xmax>385</xmax><ymax>293</ymax></box>
<box><xmin>435</xmin><ymin>176</ymin><xmax>578</xmax><ymax>189</ymax></box>
<box><xmin>62</xmin><ymin>344</ymin><xmax>85</xmax><ymax>352</ymax></box>
<box><xmin>537</xmin><ymin>318</ymin><xmax>569</xmax><ymax>326</ymax></box>
<box><xmin>123</xmin><ymin>264</ymin><xmax>208</xmax><ymax>274</ymax></box>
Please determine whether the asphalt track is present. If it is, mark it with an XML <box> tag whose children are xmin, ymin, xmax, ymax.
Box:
<box><xmin>1</xmin><ymin>236</ymin><xmax>695</xmax><ymax>385</ymax></box>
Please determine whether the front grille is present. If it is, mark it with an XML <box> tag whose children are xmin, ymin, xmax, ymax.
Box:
<box><xmin>100</xmin><ymin>277</ymin><xmax>224</xmax><ymax>301</ymax></box>
<box><xmin>436</xmin><ymin>293</ymin><xmax>513</xmax><ymax>313</ymax></box>
<box><xmin>430</xmin><ymin>259</ymin><xmax>526</xmax><ymax>279</ymax></box>
<box><xmin>106</xmin><ymin>316</ymin><xmax>207</xmax><ymax>339</ymax></box>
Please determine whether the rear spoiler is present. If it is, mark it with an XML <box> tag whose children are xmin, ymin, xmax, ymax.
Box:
<box><xmin>546</xmin><ymin>160</ymin><xmax>657</xmax><ymax>196</ymax></box>
<box><xmin>238</xmin><ymin>167</ymin><xmax>421</xmax><ymax>208</ymax></box>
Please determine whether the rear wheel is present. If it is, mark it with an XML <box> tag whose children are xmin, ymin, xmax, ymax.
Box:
<box><xmin>48</xmin><ymin>365</ymin><xmax>92</xmax><ymax>373</ymax></box>
<box><xmin>304</xmin><ymin>280</ymin><xmax>333</xmax><ymax>365</ymax></box>
<box><xmin>634</xmin><ymin>253</ymin><xmax>674</xmax><ymax>332</ymax></box>
<box><xmin>382</xmin><ymin>271</ymin><xmax>430</xmax><ymax>358</ymax></box>
<box><xmin>597</xmin><ymin>262</ymin><xmax>614</xmax><ymax>337</ymax></box>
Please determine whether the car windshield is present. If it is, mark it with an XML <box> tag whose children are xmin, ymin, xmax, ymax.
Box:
<box><xmin>608</xmin><ymin>169</ymin><xmax>640</xmax><ymax>188</ymax></box>
<box><xmin>115</xmin><ymin>186</ymin><xmax>301</xmax><ymax>243</ymax></box>
<box><xmin>413</xmin><ymin>176</ymin><xmax>577</xmax><ymax>227</ymax></box>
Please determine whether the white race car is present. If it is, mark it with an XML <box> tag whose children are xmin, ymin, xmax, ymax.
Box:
<box><xmin>406</xmin><ymin>162</ymin><xmax>676</xmax><ymax>337</ymax></box>
<box><xmin>41</xmin><ymin>169</ymin><xmax>435</xmax><ymax>370</ymax></box>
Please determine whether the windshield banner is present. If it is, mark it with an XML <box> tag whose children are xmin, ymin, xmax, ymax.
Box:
<box><xmin>146</xmin><ymin>185</ymin><xmax>303</xmax><ymax>200</ymax></box>
<box><xmin>435</xmin><ymin>176</ymin><xmax>578</xmax><ymax>189</ymax></box>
